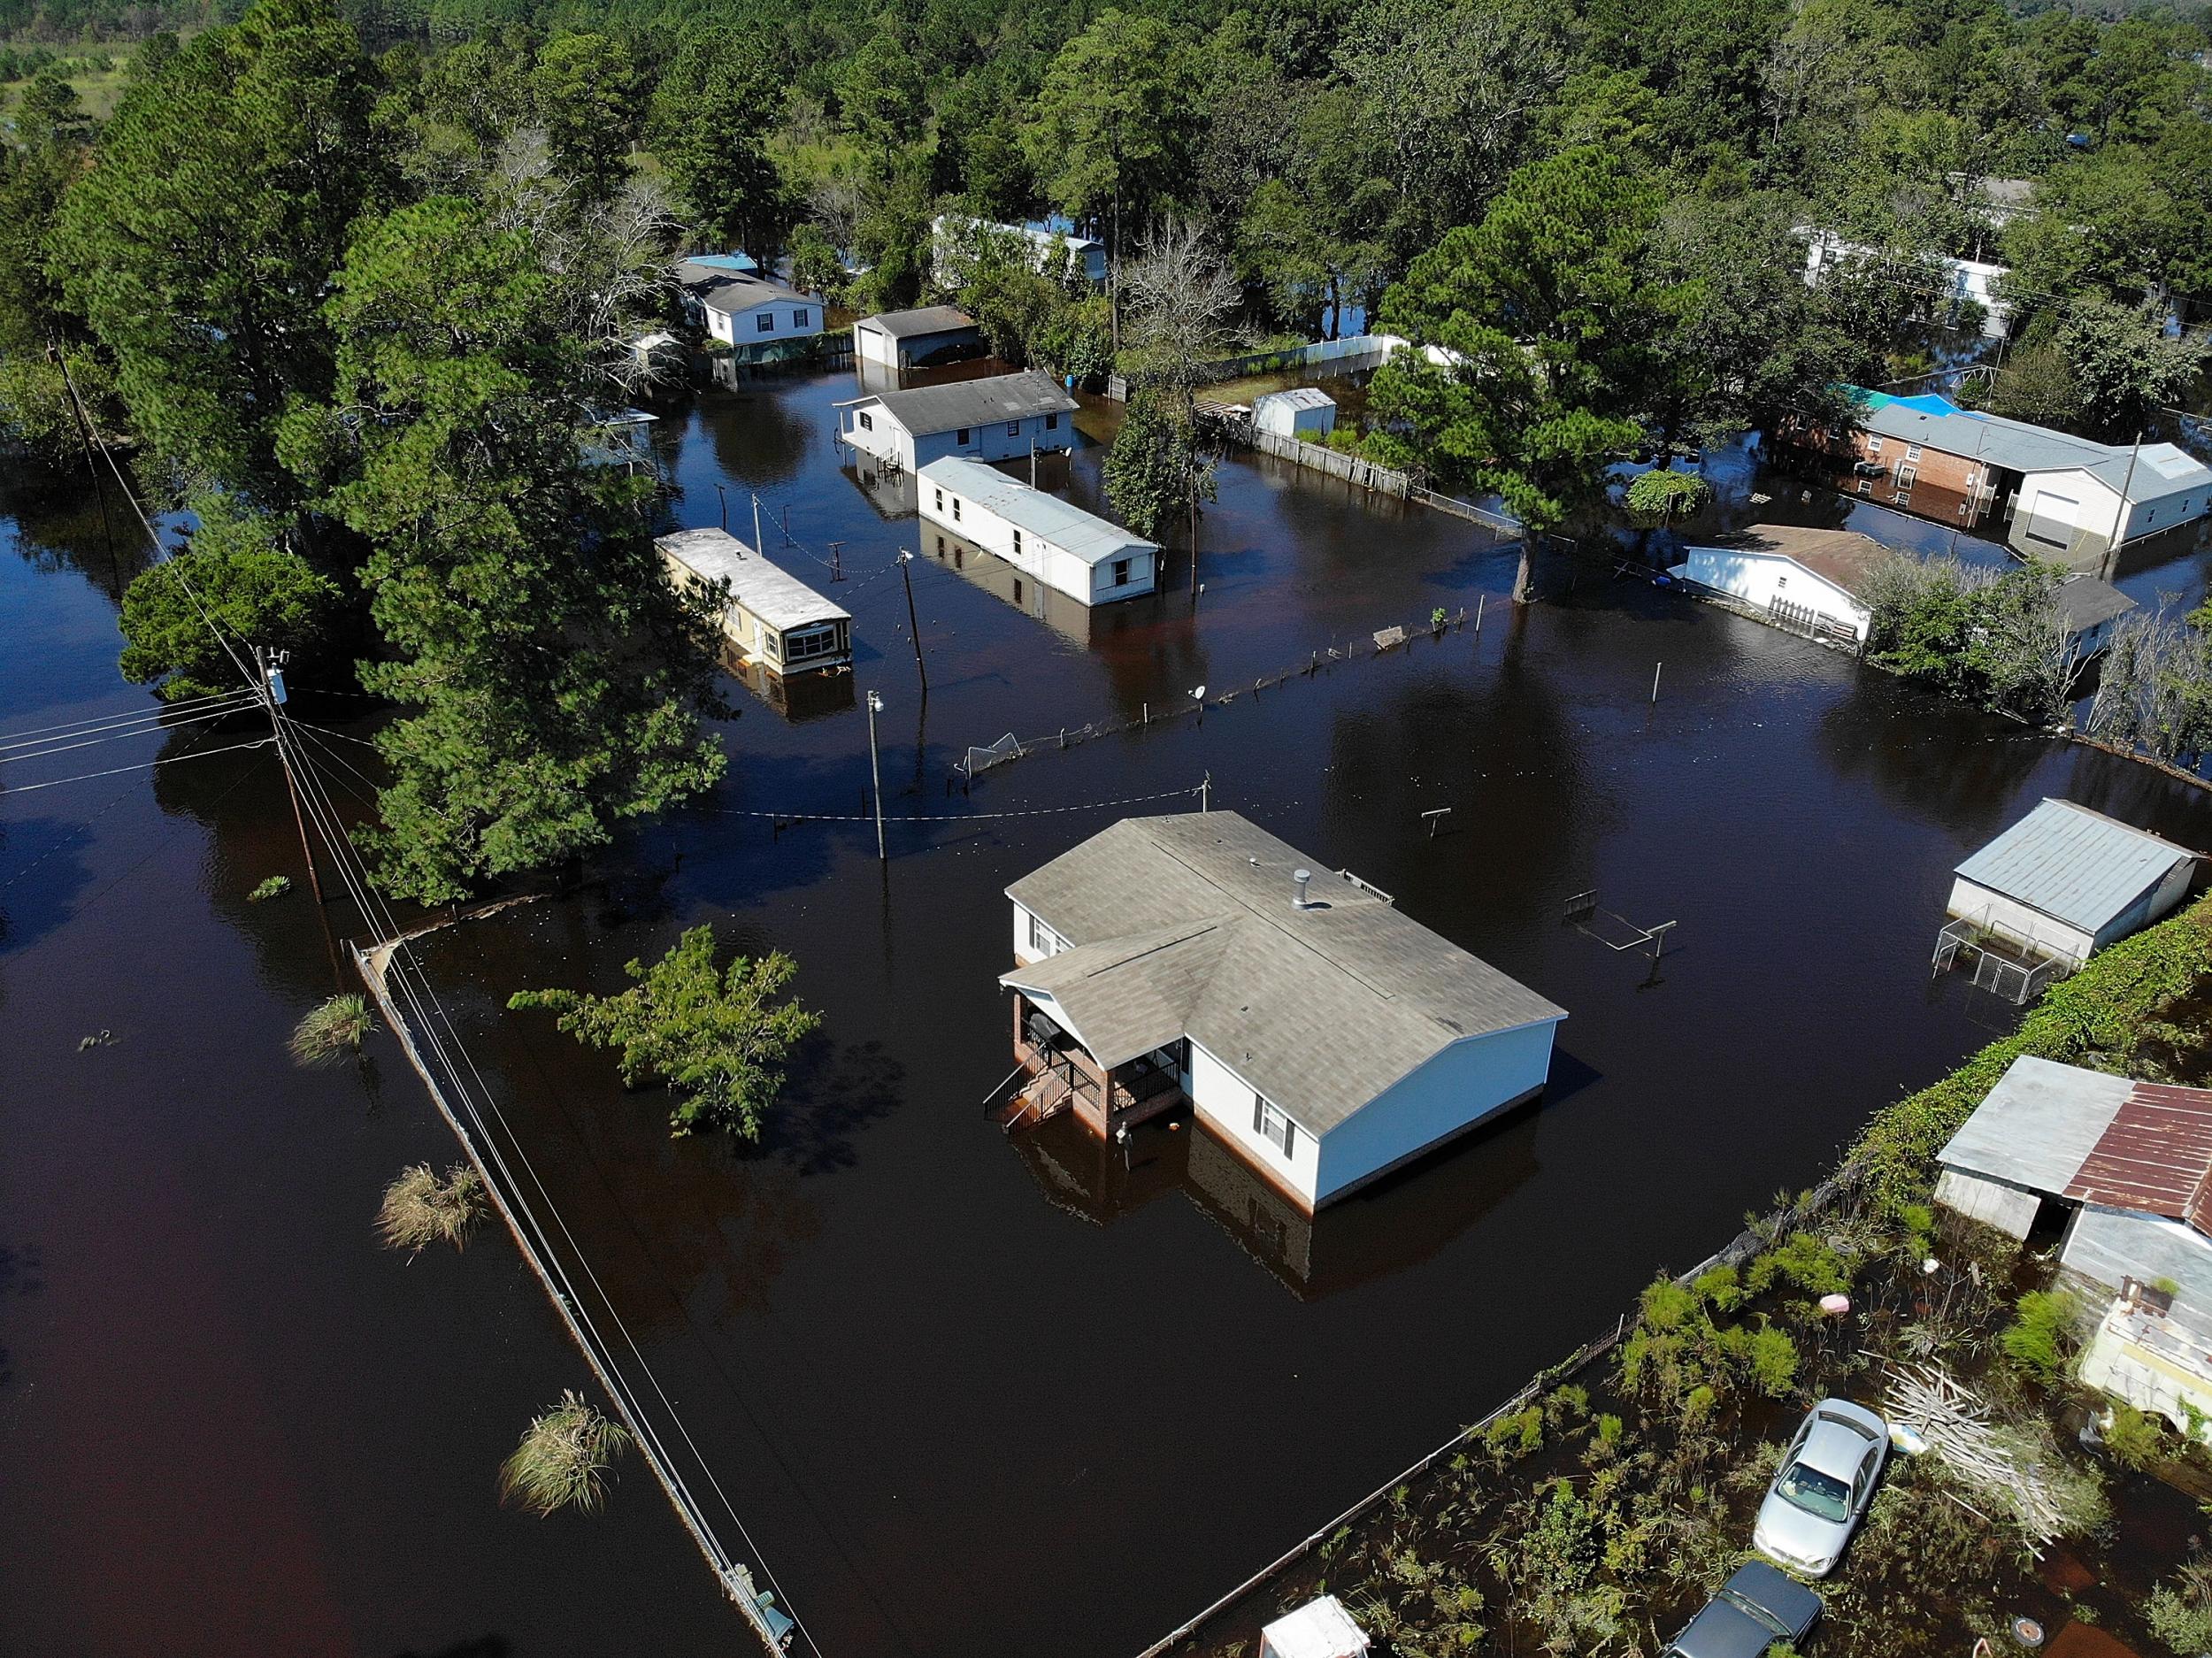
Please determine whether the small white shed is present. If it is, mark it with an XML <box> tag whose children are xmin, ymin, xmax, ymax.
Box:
<box><xmin>1261</xmin><ymin>1595</ymin><xmax>1370</xmax><ymax>1658</ymax></box>
<box><xmin>1669</xmin><ymin>525</ymin><xmax>1887</xmax><ymax>644</ymax></box>
<box><xmin>1252</xmin><ymin>387</ymin><xmax>1338</xmax><ymax>440</ymax></box>
<box><xmin>1947</xmin><ymin>798</ymin><xmax>2197</xmax><ymax>967</ymax></box>
<box><xmin>918</xmin><ymin>457</ymin><xmax>1156</xmax><ymax>607</ymax></box>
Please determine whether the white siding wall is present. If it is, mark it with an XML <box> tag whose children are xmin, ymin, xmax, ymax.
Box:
<box><xmin>1932</xmin><ymin>1168</ymin><xmax>2043</xmax><ymax>1239</ymax></box>
<box><xmin>854</xmin><ymin>322</ymin><xmax>897</xmax><ymax>366</ymax></box>
<box><xmin>1188</xmin><ymin>1039</ymin><xmax>1322</xmax><ymax>1208</ymax></box>
<box><xmin>1313</xmin><ymin>1019</ymin><xmax>1560</xmax><ymax>1205</ymax></box>
<box><xmin>710</xmin><ymin>298</ymin><xmax>825</xmax><ymax>348</ymax></box>
<box><xmin>1010</xmin><ymin>900</ymin><xmax>1063</xmax><ymax>966</ymax></box>
<box><xmin>1946</xmin><ymin>877</ymin><xmax>2096</xmax><ymax>964</ymax></box>
<box><xmin>1673</xmin><ymin>549</ymin><xmax>1870</xmax><ymax>641</ymax></box>
<box><xmin>920</xmin><ymin>480</ymin><xmax>1155</xmax><ymax>606</ymax></box>
<box><xmin>1087</xmin><ymin>549</ymin><xmax>1156</xmax><ymax>603</ymax></box>
<box><xmin>845</xmin><ymin>410</ymin><xmax>1074</xmax><ymax>472</ymax></box>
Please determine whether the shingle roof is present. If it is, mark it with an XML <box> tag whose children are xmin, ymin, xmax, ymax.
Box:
<box><xmin>858</xmin><ymin>305</ymin><xmax>979</xmax><ymax>340</ymax></box>
<box><xmin>1001</xmin><ymin>813</ymin><xmax>1565</xmax><ymax>1133</ymax></box>
<box><xmin>919</xmin><ymin>457</ymin><xmax>1156</xmax><ymax>566</ymax></box>
<box><xmin>2054</xmin><ymin>573</ymin><xmax>2138</xmax><ymax>633</ymax></box>
<box><xmin>1846</xmin><ymin>388</ymin><xmax>2212</xmax><ymax>500</ymax></box>
<box><xmin>655</xmin><ymin>528</ymin><xmax>850</xmax><ymax>631</ymax></box>
<box><xmin>679</xmin><ymin>262</ymin><xmax>811</xmax><ymax>315</ymax></box>
<box><xmin>859</xmin><ymin>370</ymin><xmax>1079</xmax><ymax>437</ymax></box>
<box><xmin>1699</xmin><ymin>524</ymin><xmax>1892</xmax><ymax>599</ymax></box>
<box><xmin>1955</xmin><ymin>798</ymin><xmax>2196</xmax><ymax>934</ymax></box>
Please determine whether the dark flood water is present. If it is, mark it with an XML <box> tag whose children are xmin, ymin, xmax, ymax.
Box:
<box><xmin>6</xmin><ymin>363</ymin><xmax>2212</xmax><ymax>1658</ymax></box>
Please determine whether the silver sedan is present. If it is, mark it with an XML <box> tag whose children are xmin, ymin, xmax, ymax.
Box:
<box><xmin>1751</xmin><ymin>1398</ymin><xmax>1890</xmax><ymax>1577</ymax></box>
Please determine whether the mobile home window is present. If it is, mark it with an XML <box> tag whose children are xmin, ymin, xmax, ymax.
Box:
<box><xmin>1012</xmin><ymin>528</ymin><xmax>1024</xmax><ymax>556</ymax></box>
<box><xmin>1045</xmin><ymin>414</ymin><xmax>1059</xmax><ymax>431</ymax></box>
<box><xmin>757</xmin><ymin>312</ymin><xmax>775</xmax><ymax>333</ymax></box>
<box><xmin>1112</xmin><ymin>558</ymin><xmax>1131</xmax><ymax>586</ymax></box>
<box><xmin>933</xmin><ymin>488</ymin><xmax>943</xmax><ymax>513</ymax></box>
<box><xmin>793</xmin><ymin>309</ymin><xmax>810</xmax><ymax>328</ymax></box>
<box><xmin>782</xmin><ymin>625</ymin><xmax>841</xmax><ymax>664</ymax></box>
<box><xmin>956</xmin><ymin>427</ymin><xmax>972</xmax><ymax>444</ymax></box>
<box><xmin>952</xmin><ymin>498</ymin><xmax>962</xmax><ymax>521</ymax></box>
<box><xmin>1253</xmin><ymin>1094</ymin><xmax>1296</xmax><ymax>1158</ymax></box>
<box><xmin>1007</xmin><ymin>421</ymin><xmax>1021</xmax><ymax>437</ymax></box>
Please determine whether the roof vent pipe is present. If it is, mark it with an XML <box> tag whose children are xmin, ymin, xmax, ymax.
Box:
<box><xmin>1293</xmin><ymin>868</ymin><xmax>1312</xmax><ymax>910</ymax></box>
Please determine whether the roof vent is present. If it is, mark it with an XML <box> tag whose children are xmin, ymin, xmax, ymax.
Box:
<box><xmin>1293</xmin><ymin>868</ymin><xmax>1313</xmax><ymax>910</ymax></box>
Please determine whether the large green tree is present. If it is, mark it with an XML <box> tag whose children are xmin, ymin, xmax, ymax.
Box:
<box><xmin>279</xmin><ymin>196</ymin><xmax>727</xmax><ymax>902</ymax></box>
<box><xmin>530</xmin><ymin>32</ymin><xmax>640</xmax><ymax>207</ymax></box>
<box><xmin>649</xmin><ymin>31</ymin><xmax>784</xmax><ymax>255</ymax></box>
<box><xmin>57</xmin><ymin>0</ymin><xmax>390</xmax><ymax>509</ymax></box>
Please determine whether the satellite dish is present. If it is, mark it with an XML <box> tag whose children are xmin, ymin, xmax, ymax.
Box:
<box><xmin>1192</xmin><ymin>685</ymin><xmax>1206</xmax><ymax>702</ymax></box>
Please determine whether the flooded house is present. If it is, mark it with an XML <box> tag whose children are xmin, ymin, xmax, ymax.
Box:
<box><xmin>852</xmin><ymin>304</ymin><xmax>985</xmax><ymax>371</ymax></box>
<box><xmin>999</xmin><ymin>812</ymin><xmax>1566</xmax><ymax>1215</ymax></box>
<box><xmin>1794</xmin><ymin>387</ymin><xmax>2212</xmax><ymax>563</ymax></box>
<box><xmin>655</xmin><ymin>528</ymin><xmax>853</xmax><ymax>707</ymax></box>
<box><xmin>918</xmin><ymin>457</ymin><xmax>1157</xmax><ymax>608</ymax></box>
<box><xmin>2053</xmin><ymin>572</ymin><xmax>2139</xmax><ymax>659</ymax></box>
<box><xmin>676</xmin><ymin>259</ymin><xmax>826</xmax><ymax>358</ymax></box>
<box><xmin>1936</xmin><ymin>1055</ymin><xmax>2212</xmax><ymax>1437</ymax></box>
<box><xmin>833</xmin><ymin>371</ymin><xmax>1079</xmax><ymax>474</ymax></box>
<box><xmin>1252</xmin><ymin>387</ymin><xmax>1338</xmax><ymax>441</ymax></box>
<box><xmin>1936</xmin><ymin>798</ymin><xmax>2198</xmax><ymax>996</ymax></box>
<box><xmin>1669</xmin><ymin>525</ymin><xmax>1886</xmax><ymax>645</ymax></box>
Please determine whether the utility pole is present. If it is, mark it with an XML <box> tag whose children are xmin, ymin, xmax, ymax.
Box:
<box><xmin>866</xmin><ymin>691</ymin><xmax>887</xmax><ymax>862</ymax></box>
<box><xmin>897</xmin><ymin>549</ymin><xmax>927</xmax><ymax>693</ymax></box>
<box><xmin>256</xmin><ymin>646</ymin><xmax>326</xmax><ymax>905</ymax></box>
<box><xmin>829</xmin><ymin>541</ymin><xmax>845</xmax><ymax>582</ymax></box>
<box><xmin>715</xmin><ymin>482</ymin><xmax>728</xmax><ymax>531</ymax></box>
<box><xmin>751</xmin><ymin>492</ymin><xmax>765</xmax><ymax>555</ymax></box>
<box><xmin>2110</xmin><ymin>431</ymin><xmax>2144</xmax><ymax>568</ymax></box>
<box><xmin>1188</xmin><ymin>467</ymin><xmax>1200</xmax><ymax>598</ymax></box>
<box><xmin>1030</xmin><ymin>438</ymin><xmax>1037</xmax><ymax>489</ymax></box>
<box><xmin>1201</xmin><ymin>772</ymin><xmax>1210</xmax><ymax>813</ymax></box>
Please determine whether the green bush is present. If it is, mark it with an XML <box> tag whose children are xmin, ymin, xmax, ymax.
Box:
<box><xmin>1746</xmin><ymin>1233</ymin><xmax>1850</xmax><ymax>1299</ymax></box>
<box><xmin>2103</xmin><ymin>1401</ymin><xmax>2168</xmax><ymax>1470</ymax></box>
<box><xmin>2147</xmin><ymin>1558</ymin><xmax>2212</xmax><ymax>1654</ymax></box>
<box><xmin>2001</xmin><ymin>1289</ymin><xmax>2081</xmax><ymax>1386</ymax></box>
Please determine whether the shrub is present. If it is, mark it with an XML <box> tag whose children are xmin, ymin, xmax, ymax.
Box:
<box><xmin>499</xmin><ymin>1389</ymin><xmax>631</xmax><ymax>1516</ymax></box>
<box><xmin>376</xmin><ymin>1162</ymin><xmax>485</xmax><ymax>1255</ymax></box>
<box><xmin>248</xmin><ymin>874</ymin><xmax>291</xmax><ymax>902</ymax></box>
<box><xmin>2147</xmin><ymin>1557</ymin><xmax>2212</xmax><ymax>1654</ymax></box>
<box><xmin>1746</xmin><ymin>1232</ymin><xmax>1850</xmax><ymax>1299</ymax></box>
<box><xmin>2103</xmin><ymin>1402</ymin><xmax>2168</xmax><ymax>1470</ymax></box>
<box><xmin>2001</xmin><ymin>1289</ymin><xmax>2081</xmax><ymax>1387</ymax></box>
<box><xmin>1740</xmin><ymin>1324</ymin><xmax>1800</xmax><ymax>1398</ymax></box>
<box><xmin>289</xmin><ymin>993</ymin><xmax>375</xmax><ymax>1064</ymax></box>
<box><xmin>1693</xmin><ymin>1263</ymin><xmax>1744</xmax><ymax>1313</ymax></box>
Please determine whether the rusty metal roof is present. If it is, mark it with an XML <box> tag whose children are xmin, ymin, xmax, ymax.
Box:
<box><xmin>2064</xmin><ymin>1080</ymin><xmax>2212</xmax><ymax>1232</ymax></box>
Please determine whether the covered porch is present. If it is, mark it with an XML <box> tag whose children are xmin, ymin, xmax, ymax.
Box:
<box><xmin>1009</xmin><ymin>994</ymin><xmax>1185</xmax><ymax>1137</ymax></box>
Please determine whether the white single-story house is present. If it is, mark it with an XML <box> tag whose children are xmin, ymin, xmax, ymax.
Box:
<box><xmin>1946</xmin><ymin>798</ymin><xmax>2197</xmax><ymax>968</ymax></box>
<box><xmin>1000</xmin><ymin>812</ymin><xmax>1567</xmax><ymax>1215</ymax></box>
<box><xmin>1252</xmin><ymin>387</ymin><xmax>1338</xmax><ymax>440</ymax></box>
<box><xmin>1937</xmin><ymin>1055</ymin><xmax>2212</xmax><ymax>1438</ymax></box>
<box><xmin>918</xmin><ymin>457</ymin><xmax>1156</xmax><ymax>608</ymax></box>
<box><xmin>1669</xmin><ymin>525</ymin><xmax>1887</xmax><ymax>644</ymax></box>
<box><xmin>677</xmin><ymin>260</ymin><xmax>826</xmax><ymax>352</ymax></box>
<box><xmin>1261</xmin><ymin>1596</ymin><xmax>1370</xmax><ymax>1658</ymax></box>
<box><xmin>2054</xmin><ymin>572</ymin><xmax>2138</xmax><ymax>659</ymax></box>
<box><xmin>853</xmin><ymin>304</ymin><xmax>986</xmax><ymax>370</ymax></box>
<box><xmin>834</xmin><ymin>370</ymin><xmax>1079</xmax><ymax>473</ymax></box>
<box><xmin>656</xmin><ymin>527</ymin><xmax>852</xmax><ymax>679</ymax></box>
<box><xmin>1801</xmin><ymin>228</ymin><xmax>2013</xmax><ymax>338</ymax></box>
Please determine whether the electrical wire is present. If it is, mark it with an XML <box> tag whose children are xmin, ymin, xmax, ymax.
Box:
<box><xmin>0</xmin><ymin>697</ymin><xmax>261</xmax><ymax>766</ymax></box>
<box><xmin>2</xmin><ymin>736</ymin><xmax>278</xmax><ymax>794</ymax></box>
<box><xmin>0</xmin><ymin>687</ymin><xmax>257</xmax><ymax>748</ymax></box>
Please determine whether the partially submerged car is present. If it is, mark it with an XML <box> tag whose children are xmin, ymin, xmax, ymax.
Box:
<box><xmin>1753</xmin><ymin>1398</ymin><xmax>1889</xmax><ymax>1577</ymax></box>
<box><xmin>1661</xmin><ymin>1560</ymin><xmax>1823</xmax><ymax>1658</ymax></box>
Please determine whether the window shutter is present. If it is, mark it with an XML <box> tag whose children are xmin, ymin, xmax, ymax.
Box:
<box><xmin>1253</xmin><ymin>1094</ymin><xmax>1265</xmax><ymax>1133</ymax></box>
<box><xmin>1282</xmin><ymin>1120</ymin><xmax>1296</xmax><ymax>1158</ymax></box>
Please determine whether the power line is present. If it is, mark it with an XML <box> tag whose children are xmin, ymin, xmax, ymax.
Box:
<box><xmin>0</xmin><ymin>697</ymin><xmax>260</xmax><ymax>766</ymax></box>
<box><xmin>0</xmin><ymin>687</ymin><xmax>257</xmax><ymax>748</ymax></box>
<box><xmin>2</xmin><ymin>736</ymin><xmax>278</xmax><ymax>794</ymax></box>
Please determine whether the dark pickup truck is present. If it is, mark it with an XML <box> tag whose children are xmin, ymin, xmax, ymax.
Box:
<box><xmin>1661</xmin><ymin>1561</ymin><xmax>1824</xmax><ymax>1658</ymax></box>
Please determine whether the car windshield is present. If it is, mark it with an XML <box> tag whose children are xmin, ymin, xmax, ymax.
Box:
<box><xmin>1778</xmin><ymin>1459</ymin><xmax>1851</xmax><ymax>1523</ymax></box>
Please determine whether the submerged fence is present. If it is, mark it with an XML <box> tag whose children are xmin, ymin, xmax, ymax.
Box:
<box><xmin>1248</xmin><ymin>429</ymin><xmax>1414</xmax><ymax>495</ymax></box>
<box><xmin>955</xmin><ymin>605</ymin><xmax>1483</xmax><ymax>781</ymax></box>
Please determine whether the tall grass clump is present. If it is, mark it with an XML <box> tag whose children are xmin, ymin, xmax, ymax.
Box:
<box><xmin>376</xmin><ymin>1163</ymin><xmax>484</xmax><ymax>1255</ymax></box>
<box><xmin>248</xmin><ymin>874</ymin><xmax>291</xmax><ymax>902</ymax></box>
<box><xmin>289</xmin><ymin>993</ymin><xmax>375</xmax><ymax>1064</ymax></box>
<box><xmin>499</xmin><ymin>1390</ymin><xmax>630</xmax><ymax>1516</ymax></box>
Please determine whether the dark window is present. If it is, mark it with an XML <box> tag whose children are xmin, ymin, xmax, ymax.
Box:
<box><xmin>1045</xmin><ymin>413</ymin><xmax>1059</xmax><ymax>431</ymax></box>
<box><xmin>1112</xmin><ymin>558</ymin><xmax>1131</xmax><ymax>587</ymax></box>
<box><xmin>935</xmin><ymin>533</ymin><xmax>945</xmax><ymax>553</ymax></box>
<box><xmin>952</xmin><ymin>499</ymin><xmax>961</xmax><ymax>522</ymax></box>
<box><xmin>859</xmin><ymin>411</ymin><xmax>873</xmax><ymax>431</ymax></box>
<box><xmin>1012</xmin><ymin>529</ymin><xmax>1023</xmax><ymax>557</ymax></box>
<box><xmin>956</xmin><ymin>426</ymin><xmax>972</xmax><ymax>444</ymax></box>
<box><xmin>1007</xmin><ymin>421</ymin><xmax>1020</xmax><ymax>437</ymax></box>
<box><xmin>756</xmin><ymin>312</ymin><xmax>774</xmax><ymax>333</ymax></box>
<box><xmin>933</xmin><ymin>488</ymin><xmax>942</xmax><ymax>512</ymax></box>
<box><xmin>793</xmin><ymin>309</ymin><xmax>810</xmax><ymax>328</ymax></box>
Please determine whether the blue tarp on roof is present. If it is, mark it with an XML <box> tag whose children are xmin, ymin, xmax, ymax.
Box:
<box><xmin>688</xmin><ymin>251</ymin><xmax>759</xmax><ymax>273</ymax></box>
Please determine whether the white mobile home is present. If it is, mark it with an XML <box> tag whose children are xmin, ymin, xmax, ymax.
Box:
<box><xmin>1000</xmin><ymin>812</ymin><xmax>1566</xmax><ymax>1214</ymax></box>
<box><xmin>1947</xmin><ymin>798</ymin><xmax>2196</xmax><ymax>968</ymax></box>
<box><xmin>853</xmin><ymin>305</ymin><xmax>985</xmax><ymax>370</ymax></box>
<box><xmin>656</xmin><ymin>527</ymin><xmax>852</xmax><ymax>678</ymax></box>
<box><xmin>1252</xmin><ymin>387</ymin><xmax>1338</xmax><ymax>440</ymax></box>
<box><xmin>677</xmin><ymin>261</ymin><xmax>826</xmax><ymax>353</ymax></box>
<box><xmin>933</xmin><ymin>213</ymin><xmax>1108</xmax><ymax>290</ymax></box>
<box><xmin>1801</xmin><ymin>228</ymin><xmax>2014</xmax><ymax>338</ymax></box>
<box><xmin>1669</xmin><ymin>525</ymin><xmax>1886</xmax><ymax>644</ymax></box>
<box><xmin>918</xmin><ymin>457</ymin><xmax>1156</xmax><ymax>607</ymax></box>
<box><xmin>834</xmin><ymin>370</ymin><xmax>1079</xmax><ymax>473</ymax></box>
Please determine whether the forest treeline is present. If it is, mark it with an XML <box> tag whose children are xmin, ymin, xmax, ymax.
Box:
<box><xmin>3</xmin><ymin>0</ymin><xmax>2209</xmax><ymax>903</ymax></box>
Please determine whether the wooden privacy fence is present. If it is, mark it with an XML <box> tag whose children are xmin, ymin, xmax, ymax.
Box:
<box><xmin>1249</xmin><ymin>429</ymin><xmax>1412</xmax><ymax>495</ymax></box>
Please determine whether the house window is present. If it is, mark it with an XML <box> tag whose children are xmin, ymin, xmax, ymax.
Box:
<box><xmin>1007</xmin><ymin>421</ymin><xmax>1021</xmax><ymax>437</ymax></box>
<box><xmin>1776</xmin><ymin>575</ymin><xmax>1788</xmax><ymax>589</ymax></box>
<box><xmin>956</xmin><ymin>427</ymin><xmax>972</xmax><ymax>444</ymax></box>
<box><xmin>1026</xmin><ymin>913</ymin><xmax>1058</xmax><ymax>956</ymax></box>
<box><xmin>933</xmin><ymin>488</ymin><xmax>943</xmax><ymax>513</ymax></box>
<box><xmin>1112</xmin><ymin>557</ymin><xmax>1131</xmax><ymax>587</ymax></box>
<box><xmin>1893</xmin><ymin>489</ymin><xmax>1910</xmax><ymax>503</ymax></box>
<box><xmin>952</xmin><ymin>498</ymin><xmax>962</xmax><ymax>522</ymax></box>
<box><xmin>1906</xmin><ymin>443</ymin><xmax>1923</xmax><ymax>461</ymax></box>
<box><xmin>1855</xmin><ymin>479</ymin><xmax>1870</xmax><ymax>495</ymax></box>
<box><xmin>2147</xmin><ymin>507</ymin><xmax>2158</xmax><ymax>525</ymax></box>
<box><xmin>1012</xmin><ymin>528</ymin><xmax>1024</xmax><ymax>556</ymax></box>
<box><xmin>1045</xmin><ymin>414</ymin><xmax>1060</xmax><ymax>431</ymax></box>
<box><xmin>793</xmin><ymin>309</ymin><xmax>810</xmax><ymax>328</ymax></box>
<box><xmin>859</xmin><ymin>411</ymin><xmax>873</xmax><ymax>431</ymax></box>
<box><xmin>757</xmin><ymin>312</ymin><xmax>774</xmax><ymax>333</ymax></box>
<box><xmin>1253</xmin><ymin>1094</ymin><xmax>1296</xmax><ymax>1158</ymax></box>
<box><xmin>1868</xmin><ymin>436</ymin><xmax>1884</xmax><ymax>454</ymax></box>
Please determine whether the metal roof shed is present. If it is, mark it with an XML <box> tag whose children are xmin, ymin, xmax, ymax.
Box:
<box><xmin>1946</xmin><ymin>798</ymin><xmax>2196</xmax><ymax>966</ymax></box>
<box><xmin>1261</xmin><ymin>1595</ymin><xmax>1370</xmax><ymax>1658</ymax></box>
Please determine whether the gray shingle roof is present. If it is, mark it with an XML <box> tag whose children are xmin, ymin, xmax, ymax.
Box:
<box><xmin>919</xmin><ymin>457</ymin><xmax>1156</xmax><ymax>565</ymax></box>
<box><xmin>860</xmin><ymin>370</ymin><xmax>1079</xmax><ymax>437</ymax></box>
<box><xmin>857</xmin><ymin>305</ymin><xmax>978</xmax><ymax>340</ymax></box>
<box><xmin>656</xmin><ymin>528</ymin><xmax>850</xmax><ymax>631</ymax></box>
<box><xmin>1001</xmin><ymin>813</ymin><xmax>1565</xmax><ymax>1133</ymax></box>
<box><xmin>1955</xmin><ymin>798</ymin><xmax>2196</xmax><ymax>934</ymax></box>
<box><xmin>2054</xmin><ymin>572</ymin><xmax>2138</xmax><ymax>633</ymax></box>
<box><xmin>679</xmin><ymin>263</ymin><xmax>812</xmax><ymax>315</ymax></box>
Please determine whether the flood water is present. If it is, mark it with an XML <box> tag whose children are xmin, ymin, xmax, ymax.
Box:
<box><xmin>7</xmin><ymin>362</ymin><xmax>2212</xmax><ymax>1658</ymax></box>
